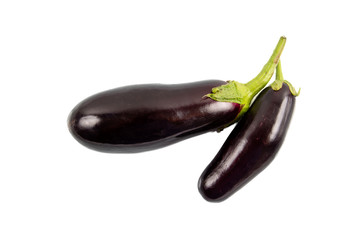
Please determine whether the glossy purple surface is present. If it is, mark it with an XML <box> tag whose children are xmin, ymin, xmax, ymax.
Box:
<box><xmin>198</xmin><ymin>83</ymin><xmax>296</xmax><ymax>202</ymax></box>
<box><xmin>68</xmin><ymin>80</ymin><xmax>241</xmax><ymax>153</ymax></box>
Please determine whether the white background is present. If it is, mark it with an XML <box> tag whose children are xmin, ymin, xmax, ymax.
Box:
<box><xmin>1</xmin><ymin>0</ymin><xmax>359</xmax><ymax>239</ymax></box>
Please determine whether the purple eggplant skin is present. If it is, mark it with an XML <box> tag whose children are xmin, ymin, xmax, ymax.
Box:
<box><xmin>68</xmin><ymin>80</ymin><xmax>242</xmax><ymax>153</ymax></box>
<box><xmin>198</xmin><ymin>83</ymin><xmax>296</xmax><ymax>202</ymax></box>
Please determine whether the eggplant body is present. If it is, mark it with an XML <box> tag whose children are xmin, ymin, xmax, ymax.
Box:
<box><xmin>198</xmin><ymin>83</ymin><xmax>296</xmax><ymax>202</ymax></box>
<box><xmin>68</xmin><ymin>80</ymin><xmax>242</xmax><ymax>153</ymax></box>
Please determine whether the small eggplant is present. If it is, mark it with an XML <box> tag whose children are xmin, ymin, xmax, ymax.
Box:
<box><xmin>68</xmin><ymin>37</ymin><xmax>286</xmax><ymax>153</ymax></box>
<box><xmin>198</xmin><ymin>61</ymin><xmax>299</xmax><ymax>202</ymax></box>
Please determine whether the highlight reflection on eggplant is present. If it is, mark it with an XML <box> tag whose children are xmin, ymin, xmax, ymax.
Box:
<box><xmin>198</xmin><ymin>61</ymin><xmax>299</xmax><ymax>202</ymax></box>
<box><xmin>68</xmin><ymin>37</ymin><xmax>286</xmax><ymax>153</ymax></box>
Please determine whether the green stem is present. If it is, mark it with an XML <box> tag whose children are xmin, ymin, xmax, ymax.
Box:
<box><xmin>245</xmin><ymin>36</ymin><xmax>286</xmax><ymax>99</ymax></box>
<box><xmin>271</xmin><ymin>60</ymin><xmax>300</xmax><ymax>96</ymax></box>
<box><xmin>276</xmin><ymin>60</ymin><xmax>284</xmax><ymax>81</ymax></box>
<box><xmin>205</xmin><ymin>36</ymin><xmax>287</xmax><ymax>129</ymax></box>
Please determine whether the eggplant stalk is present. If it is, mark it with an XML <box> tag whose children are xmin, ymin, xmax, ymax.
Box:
<box><xmin>206</xmin><ymin>36</ymin><xmax>286</xmax><ymax>125</ymax></box>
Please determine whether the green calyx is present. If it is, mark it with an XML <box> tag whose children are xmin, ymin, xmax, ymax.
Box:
<box><xmin>271</xmin><ymin>60</ymin><xmax>300</xmax><ymax>96</ymax></box>
<box><xmin>205</xmin><ymin>36</ymin><xmax>287</xmax><ymax>127</ymax></box>
<box><xmin>205</xmin><ymin>80</ymin><xmax>251</xmax><ymax>106</ymax></box>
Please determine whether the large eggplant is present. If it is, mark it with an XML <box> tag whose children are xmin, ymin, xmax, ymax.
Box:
<box><xmin>198</xmin><ymin>61</ymin><xmax>299</xmax><ymax>202</ymax></box>
<box><xmin>68</xmin><ymin>37</ymin><xmax>286</xmax><ymax>153</ymax></box>
<box><xmin>68</xmin><ymin>80</ymin><xmax>241</xmax><ymax>153</ymax></box>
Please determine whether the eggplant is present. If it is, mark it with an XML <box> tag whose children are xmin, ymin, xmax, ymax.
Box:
<box><xmin>68</xmin><ymin>80</ymin><xmax>241</xmax><ymax>153</ymax></box>
<box><xmin>198</xmin><ymin>61</ymin><xmax>299</xmax><ymax>202</ymax></box>
<box><xmin>68</xmin><ymin>37</ymin><xmax>286</xmax><ymax>153</ymax></box>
